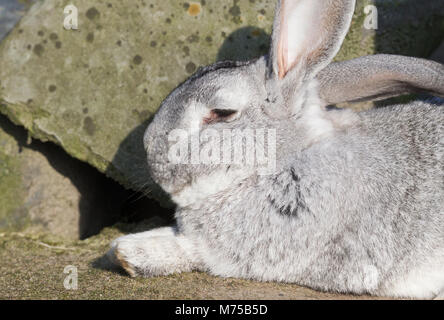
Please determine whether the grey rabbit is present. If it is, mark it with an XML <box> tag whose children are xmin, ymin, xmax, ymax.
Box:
<box><xmin>107</xmin><ymin>0</ymin><xmax>444</xmax><ymax>298</ymax></box>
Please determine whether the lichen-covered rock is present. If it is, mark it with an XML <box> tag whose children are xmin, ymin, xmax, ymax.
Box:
<box><xmin>0</xmin><ymin>0</ymin><xmax>443</xmax><ymax>202</ymax></box>
<box><xmin>0</xmin><ymin>115</ymin><xmax>80</xmax><ymax>238</ymax></box>
<box><xmin>0</xmin><ymin>118</ymin><xmax>28</xmax><ymax>232</ymax></box>
<box><xmin>0</xmin><ymin>0</ymin><xmax>27</xmax><ymax>41</ymax></box>
<box><xmin>0</xmin><ymin>115</ymin><xmax>139</xmax><ymax>239</ymax></box>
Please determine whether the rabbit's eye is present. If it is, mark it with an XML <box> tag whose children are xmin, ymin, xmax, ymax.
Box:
<box><xmin>203</xmin><ymin>109</ymin><xmax>238</xmax><ymax>124</ymax></box>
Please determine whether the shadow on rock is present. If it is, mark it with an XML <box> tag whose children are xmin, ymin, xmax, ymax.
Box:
<box><xmin>217</xmin><ymin>26</ymin><xmax>270</xmax><ymax>62</ymax></box>
<box><xmin>0</xmin><ymin>114</ymin><xmax>170</xmax><ymax>239</ymax></box>
<box><xmin>373</xmin><ymin>0</ymin><xmax>444</xmax><ymax>59</ymax></box>
<box><xmin>105</xmin><ymin>116</ymin><xmax>175</xmax><ymax>234</ymax></box>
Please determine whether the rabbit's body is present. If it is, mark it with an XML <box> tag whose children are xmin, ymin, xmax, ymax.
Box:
<box><xmin>174</xmin><ymin>99</ymin><xmax>443</xmax><ymax>298</ymax></box>
<box><xmin>108</xmin><ymin>0</ymin><xmax>444</xmax><ymax>298</ymax></box>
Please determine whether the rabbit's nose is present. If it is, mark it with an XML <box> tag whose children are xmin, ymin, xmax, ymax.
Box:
<box><xmin>145</xmin><ymin>135</ymin><xmax>169</xmax><ymax>162</ymax></box>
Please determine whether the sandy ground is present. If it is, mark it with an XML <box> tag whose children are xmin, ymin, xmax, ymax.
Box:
<box><xmin>0</xmin><ymin>221</ymin><xmax>385</xmax><ymax>300</ymax></box>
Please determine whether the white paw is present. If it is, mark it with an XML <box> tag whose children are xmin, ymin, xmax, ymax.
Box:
<box><xmin>105</xmin><ymin>238</ymin><xmax>136</xmax><ymax>277</ymax></box>
<box><xmin>106</xmin><ymin>227</ymin><xmax>178</xmax><ymax>276</ymax></box>
<box><xmin>107</xmin><ymin>231</ymin><xmax>196</xmax><ymax>277</ymax></box>
<box><xmin>107</xmin><ymin>237</ymin><xmax>160</xmax><ymax>277</ymax></box>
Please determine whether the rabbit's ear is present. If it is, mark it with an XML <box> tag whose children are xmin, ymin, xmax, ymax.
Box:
<box><xmin>269</xmin><ymin>0</ymin><xmax>356</xmax><ymax>82</ymax></box>
<box><xmin>317</xmin><ymin>55</ymin><xmax>444</xmax><ymax>105</ymax></box>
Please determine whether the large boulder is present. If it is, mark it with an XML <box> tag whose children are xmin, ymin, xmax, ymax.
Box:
<box><xmin>0</xmin><ymin>0</ymin><xmax>443</xmax><ymax>204</ymax></box>
<box><xmin>0</xmin><ymin>114</ymin><xmax>141</xmax><ymax>239</ymax></box>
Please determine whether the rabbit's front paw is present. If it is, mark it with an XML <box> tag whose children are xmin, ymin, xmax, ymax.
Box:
<box><xmin>108</xmin><ymin>237</ymin><xmax>169</xmax><ymax>277</ymax></box>
<box><xmin>106</xmin><ymin>228</ymin><xmax>200</xmax><ymax>277</ymax></box>
<box><xmin>106</xmin><ymin>238</ymin><xmax>139</xmax><ymax>277</ymax></box>
<box><xmin>113</xmin><ymin>241</ymin><xmax>140</xmax><ymax>277</ymax></box>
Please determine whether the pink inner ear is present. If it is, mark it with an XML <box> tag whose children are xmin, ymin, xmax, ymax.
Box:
<box><xmin>278</xmin><ymin>0</ymin><xmax>288</xmax><ymax>79</ymax></box>
<box><xmin>278</xmin><ymin>33</ymin><xmax>289</xmax><ymax>79</ymax></box>
<box><xmin>277</xmin><ymin>0</ymin><xmax>323</xmax><ymax>80</ymax></box>
<box><xmin>278</xmin><ymin>0</ymin><xmax>302</xmax><ymax>80</ymax></box>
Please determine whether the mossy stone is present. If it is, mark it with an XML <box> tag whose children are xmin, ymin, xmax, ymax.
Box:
<box><xmin>0</xmin><ymin>0</ymin><xmax>442</xmax><ymax>203</ymax></box>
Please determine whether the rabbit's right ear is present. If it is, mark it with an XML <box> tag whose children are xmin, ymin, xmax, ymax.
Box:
<box><xmin>268</xmin><ymin>0</ymin><xmax>356</xmax><ymax>89</ymax></box>
<box><xmin>317</xmin><ymin>55</ymin><xmax>444</xmax><ymax>105</ymax></box>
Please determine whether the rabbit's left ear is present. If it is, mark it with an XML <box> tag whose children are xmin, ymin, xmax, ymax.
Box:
<box><xmin>269</xmin><ymin>0</ymin><xmax>355</xmax><ymax>83</ymax></box>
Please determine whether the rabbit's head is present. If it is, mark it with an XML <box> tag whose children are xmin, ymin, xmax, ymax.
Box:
<box><xmin>143</xmin><ymin>0</ymin><xmax>356</xmax><ymax>203</ymax></box>
<box><xmin>143</xmin><ymin>0</ymin><xmax>444</xmax><ymax>205</ymax></box>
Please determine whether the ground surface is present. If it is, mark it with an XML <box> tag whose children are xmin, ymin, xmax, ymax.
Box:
<box><xmin>0</xmin><ymin>221</ymin><xmax>384</xmax><ymax>300</ymax></box>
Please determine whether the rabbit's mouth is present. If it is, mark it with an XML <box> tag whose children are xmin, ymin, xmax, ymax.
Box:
<box><xmin>167</xmin><ymin>166</ymin><xmax>253</xmax><ymax>208</ymax></box>
<box><xmin>147</xmin><ymin>161</ymin><xmax>193</xmax><ymax>194</ymax></box>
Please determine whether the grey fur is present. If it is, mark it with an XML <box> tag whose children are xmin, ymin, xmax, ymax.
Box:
<box><xmin>109</xmin><ymin>0</ymin><xmax>444</xmax><ymax>298</ymax></box>
<box><xmin>318</xmin><ymin>54</ymin><xmax>444</xmax><ymax>105</ymax></box>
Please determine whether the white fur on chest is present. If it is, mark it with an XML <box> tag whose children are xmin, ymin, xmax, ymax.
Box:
<box><xmin>171</xmin><ymin>168</ymin><xmax>252</xmax><ymax>208</ymax></box>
